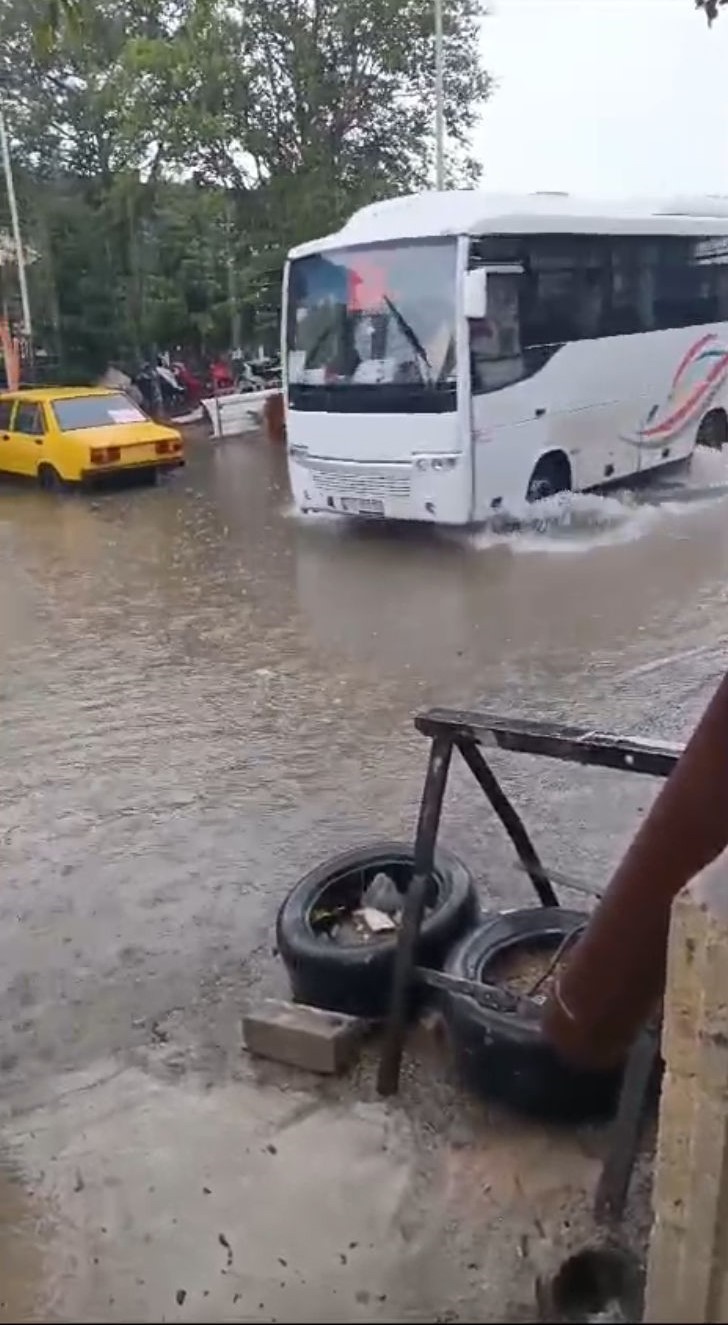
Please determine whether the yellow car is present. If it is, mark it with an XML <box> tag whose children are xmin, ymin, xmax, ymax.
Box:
<box><xmin>0</xmin><ymin>387</ymin><xmax>184</xmax><ymax>489</ymax></box>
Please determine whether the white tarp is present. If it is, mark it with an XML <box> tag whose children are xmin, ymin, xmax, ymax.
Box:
<box><xmin>201</xmin><ymin>389</ymin><xmax>277</xmax><ymax>438</ymax></box>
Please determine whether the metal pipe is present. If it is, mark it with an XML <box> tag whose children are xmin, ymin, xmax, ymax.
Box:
<box><xmin>434</xmin><ymin>0</ymin><xmax>445</xmax><ymax>190</ymax></box>
<box><xmin>543</xmin><ymin>668</ymin><xmax>728</xmax><ymax>1069</ymax></box>
<box><xmin>0</xmin><ymin>108</ymin><xmax>32</xmax><ymax>341</ymax></box>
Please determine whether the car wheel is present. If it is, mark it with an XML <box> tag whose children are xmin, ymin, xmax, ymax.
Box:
<box><xmin>37</xmin><ymin>464</ymin><xmax>65</xmax><ymax>492</ymax></box>
<box><xmin>276</xmin><ymin>840</ymin><xmax>479</xmax><ymax>1019</ymax></box>
<box><xmin>441</xmin><ymin>908</ymin><xmax>623</xmax><ymax>1122</ymax></box>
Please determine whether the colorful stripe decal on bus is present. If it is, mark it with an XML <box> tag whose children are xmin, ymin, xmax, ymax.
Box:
<box><xmin>628</xmin><ymin>332</ymin><xmax>728</xmax><ymax>449</ymax></box>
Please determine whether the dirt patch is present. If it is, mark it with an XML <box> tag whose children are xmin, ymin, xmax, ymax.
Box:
<box><xmin>488</xmin><ymin>943</ymin><xmax>571</xmax><ymax>999</ymax></box>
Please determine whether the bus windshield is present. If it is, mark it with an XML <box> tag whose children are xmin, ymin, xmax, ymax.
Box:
<box><xmin>287</xmin><ymin>239</ymin><xmax>457</xmax><ymax>408</ymax></box>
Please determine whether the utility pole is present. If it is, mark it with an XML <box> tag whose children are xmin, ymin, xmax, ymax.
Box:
<box><xmin>0</xmin><ymin>108</ymin><xmax>32</xmax><ymax>343</ymax></box>
<box><xmin>434</xmin><ymin>0</ymin><xmax>445</xmax><ymax>190</ymax></box>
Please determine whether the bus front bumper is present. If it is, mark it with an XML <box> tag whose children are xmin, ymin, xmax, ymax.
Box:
<box><xmin>288</xmin><ymin>453</ymin><xmax>471</xmax><ymax>525</ymax></box>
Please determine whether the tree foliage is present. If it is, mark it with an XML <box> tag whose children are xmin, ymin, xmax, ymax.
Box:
<box><xmin>2</xmin><ymin>0</ymin><xmax>490</xmax><ymax>377</ymax></box>
<box><xmin>697</xmin><ymin>0</ymin><xmax>728</xmax><ymax>21</ymax></box>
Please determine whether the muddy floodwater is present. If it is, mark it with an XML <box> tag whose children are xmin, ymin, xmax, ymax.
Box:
<box><xmin>2</xmin><ymin>437</ymin><xmax>728</xmax><ymax>1319</ymax></box>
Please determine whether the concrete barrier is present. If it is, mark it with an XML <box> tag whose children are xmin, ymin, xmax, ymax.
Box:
<box><xmin>646</xmin><ymin>848</ymin><xmax>728</xmax><ymax>1323</ymax></box>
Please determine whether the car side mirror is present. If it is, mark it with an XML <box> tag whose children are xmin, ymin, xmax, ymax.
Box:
<box><xmin>464</xmin><ymin>268</ymin><xmax>488</xmax><ymax>320</ymax></box>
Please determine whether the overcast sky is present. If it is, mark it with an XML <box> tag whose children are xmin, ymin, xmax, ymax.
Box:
<box><xmin>475</xmin><ymin>0</ymin><xmax>728</xmax><ymax>198</ymax></box>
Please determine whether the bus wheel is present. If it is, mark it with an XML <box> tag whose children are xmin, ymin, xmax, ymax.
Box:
<box><xmin>526</xmin><ymin>453</ymin><xmax>572</xmax><ymax>503</ymax></box>
<box><xmin>696</xmin><ymin>409</ymin><xmax>728</xmax><ymax>451</ymax></box>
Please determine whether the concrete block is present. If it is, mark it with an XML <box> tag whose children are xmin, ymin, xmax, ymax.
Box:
<box><xmin>645</xmin><ymin>1217</ymin><xmax>686</xmax><ymax>1324</ymax></box>
<box><xmin>243</xmin><ymin>1000</ymin><xmax>369</xmax><ymax>1075</ymax></box>
<box><xmin>647</xmin><ymin>848</ymin><xmax>728</xmax><ymax>1323</ymax></box>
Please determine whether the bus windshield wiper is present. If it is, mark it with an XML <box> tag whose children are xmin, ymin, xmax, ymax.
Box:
<box><xmin>383</xmin><ymin>296</ymin><xmax>433</xmax><ymax>384</ymax></box>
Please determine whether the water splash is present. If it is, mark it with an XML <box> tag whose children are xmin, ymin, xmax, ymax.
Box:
<box><xmin>465</xmin><ymin>491</ymin><xmax>661</xmax><ymax>554</ymax></box>
<box><xmin>466</xmin><ymin>470</ymin><xmax>728</xmax><ymax>555</ymax></box>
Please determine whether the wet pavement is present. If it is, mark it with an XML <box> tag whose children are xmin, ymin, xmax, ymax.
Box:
<box><xmin>2</xmin><ymin>436</ymin><xmax>728</xmax><ymax>1318</ymax></box>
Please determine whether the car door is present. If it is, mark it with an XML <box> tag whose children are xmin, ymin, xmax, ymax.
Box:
<box><xmin>11</xmin><ymin>400</ymin><xmax>46</xmax><ymax>476</ymax></box>
<box><xmin>0</xmin><ymin>397</ymin><xmax>17</xmax><ymax>473</ymax></box>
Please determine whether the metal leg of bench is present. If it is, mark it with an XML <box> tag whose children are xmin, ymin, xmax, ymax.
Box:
<box><xmin>593</xmin><ymin>1028</ymin><xmax>661</xmax><ymax>1224</ymax></box>
<box><xmin>377</xmin><ymin>735</ymin><xmax>453</xmax><ymax>1097</ymax></box>
<box><xmin>457</xmin><ymin>738</ymin><xmax>559</xmax><ymax>908</ymax></box>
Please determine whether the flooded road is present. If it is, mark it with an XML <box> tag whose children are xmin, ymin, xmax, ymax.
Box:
<box><xmin>3</xmin><ymin>440</ymin><xmax>728</xmax><ymax>1087</ymax></box>
<box><xmin>1</xmin><ymin>437</ymin><xmax>728</xmax><ymax>1317</ymax></box>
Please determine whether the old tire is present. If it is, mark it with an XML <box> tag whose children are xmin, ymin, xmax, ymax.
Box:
<box><xmin>276</xmin><ymin>840</ymin><xmax>479</xmax><ymax>1019</ymax></box>
<box><xmin>441</xmin><ymin>908</ymin><xmax>623</xmax><ymax>1122</ymax></box>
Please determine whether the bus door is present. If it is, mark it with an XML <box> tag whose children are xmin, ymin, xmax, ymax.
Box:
<box><xmin>467</xmin><ymin>263</ymin><xmax>555</xmax><ymax>509</ymax></box>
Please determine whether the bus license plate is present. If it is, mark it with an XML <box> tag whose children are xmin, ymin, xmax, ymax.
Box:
<box><xmin>341</xmin><ymin>497</ymin><xmax>384</xmax><ymax>515</ymax></box>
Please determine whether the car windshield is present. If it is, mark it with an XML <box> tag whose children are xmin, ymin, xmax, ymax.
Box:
<box><xmin>52</xmin><ymin>394</ymin><xmax>148</xmax><ymax>432</ymax></box>
<box><xmin>287</xmin><ymin>239</ymin><xmax>457</xmax><ymax>390</ymax></box>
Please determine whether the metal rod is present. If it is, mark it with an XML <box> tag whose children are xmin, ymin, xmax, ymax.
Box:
<box><xmin>457</xmin><ymin>739</ymin><xmax>559</xmax><ymax>907</ymax></box>
<box><xmin>377</xmin><ymin>735</ymin><xmax>452</xmax><ymax>1096</ymax></box>
<box><xmin>0</xmin><ymin>108</ymin><xmax>32</xmax><ymax>341</ymax></box>
<box><xmin>414</xmin><ymin>964</ymin><xmax>540</xmax><ymax>1020</ymax></box>
<box><xmin>416</xmin><ymin>708</ymin><xmax>682</xmax><ymax>779</ymax></box>
<box><xmin>434</xmin><ymin>0</ymin><xmax>445</xmax><ymax>189</ymax></box>
<box><xmin>511</xmin><ymin>857</ymin><xmax>601</xmax><ymax>902</ymax></box>
<box><xmin>594</xmin><ymin>1030</ymin><xmax>660</xmax><ymax>1224</ymax></box>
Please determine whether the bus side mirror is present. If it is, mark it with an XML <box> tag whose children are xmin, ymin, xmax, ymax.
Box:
<box><xmin>464</xmin><ymin>268</ymin><xmax>488</xmax><ymax>320</ymax></box>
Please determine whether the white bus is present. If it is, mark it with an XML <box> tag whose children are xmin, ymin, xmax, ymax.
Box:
<box><xmin>283</xmin><ymin>191</ymin><xmax>728</xmax><ymax>525</ymax></box>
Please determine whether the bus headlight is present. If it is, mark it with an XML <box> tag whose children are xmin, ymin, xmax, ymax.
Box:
<box><xmin>414</xmin><ymin>456</ymin><xmax>458</xmax><ymax>472</ymax></box>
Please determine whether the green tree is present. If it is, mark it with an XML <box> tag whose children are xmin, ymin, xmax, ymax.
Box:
<box><xmin>697</xmin><ymin>0</ymin><xmax>728</xmax><ymax>19</ymax></box>
<box><xmin>125</xmin><ymin>0</ymin><xmax>491</xmax><ymax>297</ymax></box>
<box><xmin>8</xmin><ymin>0</ymin><xmax>491</xmax><ymax>375</ymax></box>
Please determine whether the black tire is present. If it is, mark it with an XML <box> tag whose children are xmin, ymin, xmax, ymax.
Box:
<box><xmin>276</xmin><ymin>840</ymin><xmax>479</xmax><ymax>1019</ymax></box>
<box><xmin>441</xmin><ymin>908</ymin><xmax>623</xmax><ymax>1122</ymax></box>
<box><xmin>526</xmin><ymin>453</ymin><xmax>571</xmax><ymax>503</ymax></box>
<box><xmin>37</xmin><ymin>464</ymin><xmax>65</xmax><ymax>492</ymax></box>
<box><xmin>696</xmin><ymin>408</ymin><xmax>728</xmax><ymax>451</ymax></box>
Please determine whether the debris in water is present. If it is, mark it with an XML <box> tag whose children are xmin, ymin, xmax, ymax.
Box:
<box><xmin>73</xmin><ymin>1168</ymin><xmax>84</xmax><ymax>1193</ymax></box>
<box><xmin>175</xmin><ymin>1288</ymin><xmax>186</xmax><ymax>1306</ymax></box>
<box><xmin>333</xmin><ymin>908</ymin><xmax>400</xmax><ymax>943</ymax></box>
<box><xmin>358</xmin><ymin>906</ymin><xmax>397</xmax><ymax>933</ymax></box>
<box><xmin>361</xmin><ymin>872</ymin><xmax>402</xmax><ymax>916</ymax></box>
<box><xmin>218</xmin><ymin>1232</ymin><xmax>233</xmax><ymax>1266</ymax></box>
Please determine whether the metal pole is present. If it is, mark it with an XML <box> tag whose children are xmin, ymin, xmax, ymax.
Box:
<box><xmin>434</xmin><ymin>0</ymin><xmax>445</xmax><ymax>190</ymax></box>
<box><xmin>0</xmin><ymin>108</ymin><xmax>32</xmax><ymax>342</ymax></box>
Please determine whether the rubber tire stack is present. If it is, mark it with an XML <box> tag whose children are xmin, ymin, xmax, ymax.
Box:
<box><xmin>276</xmin><ymin>840</ymin><xmax>479</xmax><ymax>1019</ymax></box>
<box><xmin>440</xmin><ymin>907</ymin><xmax>623</xmax><ymax>1123</ymax></box>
